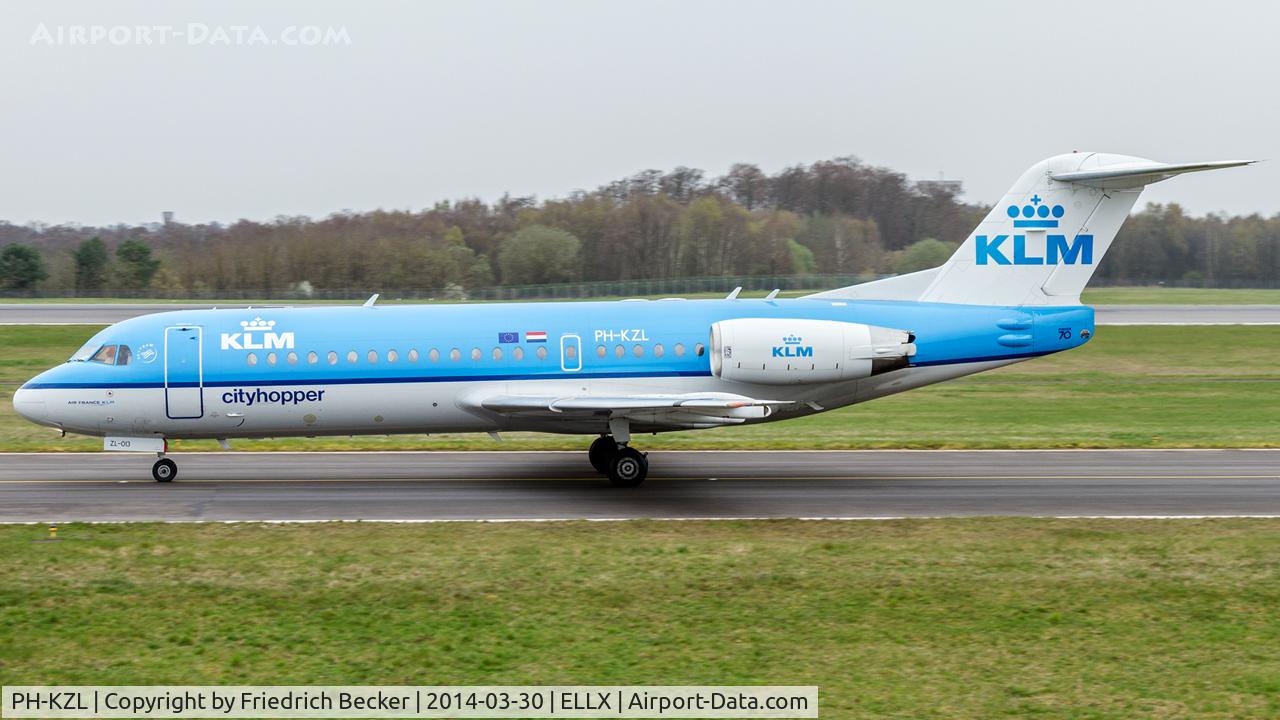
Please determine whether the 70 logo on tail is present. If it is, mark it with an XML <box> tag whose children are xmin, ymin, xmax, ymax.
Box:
<box><xmin>976</xmin><ymin>234</ymin><xmax>1094</xmax><ymax>265</ymax></box>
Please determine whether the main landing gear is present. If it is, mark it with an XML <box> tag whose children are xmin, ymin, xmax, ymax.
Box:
<box><xmin>152</xmin><ymin>456</ymin><xmax>177</xmax><ymax>483</ymax></box>
<box><xmin>589</xmin><ymin>418</ymin><xmax>648</xmax><ymax>487</ymax></box>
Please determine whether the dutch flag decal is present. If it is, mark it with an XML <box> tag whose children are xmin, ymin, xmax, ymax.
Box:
<box><xmin>525</xmin><ymin>331</ymin><xmax>547</xmax><ymax>343</ymax></box>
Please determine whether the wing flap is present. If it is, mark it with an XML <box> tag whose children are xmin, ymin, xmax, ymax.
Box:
<box><xmin>478</xmin><ymin>392</ymin><xmax>796</xmax><ymax>419</ymax></box>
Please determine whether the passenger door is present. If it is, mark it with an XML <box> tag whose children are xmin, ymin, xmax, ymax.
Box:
<box><xmin>165</xmin><ymin>326</ymin><xmax>203</xmax><ymax>419</ymax></box>
<box><xmin>559</xmin><ymin>333</ymin><xmax>582</xmax><ymax>372</ymax></box>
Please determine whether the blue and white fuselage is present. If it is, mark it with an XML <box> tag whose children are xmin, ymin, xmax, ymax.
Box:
<box><xmin>15</xmin><ymin>298</ymin><xmax>1090</xmax><ymax>439</ymax></box>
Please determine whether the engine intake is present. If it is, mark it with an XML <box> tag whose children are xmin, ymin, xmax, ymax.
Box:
<box><xmin>710</xmin><ymin>318</ymin><xmax>915</xmax><ymax>385</ymax></box>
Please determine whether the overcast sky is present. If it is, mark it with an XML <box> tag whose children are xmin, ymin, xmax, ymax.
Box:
<box><xmin>1</xmin><ymin>0</ymin><xmax>1275</xmax><ymax>226</ymax></box>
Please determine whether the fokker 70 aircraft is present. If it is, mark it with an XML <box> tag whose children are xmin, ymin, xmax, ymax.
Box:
<box><xmin>13</xmin><ymin>153</ymin><xmax>1252</xmax><ymax>485</ymax></box>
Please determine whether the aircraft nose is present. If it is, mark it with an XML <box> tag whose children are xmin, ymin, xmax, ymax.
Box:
<box><xmin>12</xmin><ymin>386</ymin><xmax>48</xmax><ymax>424</ymax></box>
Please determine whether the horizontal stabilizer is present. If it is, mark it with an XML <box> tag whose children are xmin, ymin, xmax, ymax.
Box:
<box><xmin>1051</xmin><ymin>160</ymin><xmax>1256</xmax><ymax>189</ymax></box>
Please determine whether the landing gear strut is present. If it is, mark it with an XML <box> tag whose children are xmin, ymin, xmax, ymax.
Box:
<box><xmin>152</xmin><ymin>457</ymin><xmax>177</xmax><ymax>483</ymax></box>
<box><xmin>591</xmin><ymin>419</ymin><xmax>648</xmax><ymax>487</ymax></box>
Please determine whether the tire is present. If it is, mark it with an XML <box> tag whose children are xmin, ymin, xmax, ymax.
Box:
<box><xmin>607</xmin><ymin>447</ymin><xmax>647</xmax><ymax>487</ymax></box>
<box><xmin>152</xmin><ymin>458</ymin><xmax>177</xmax><ymax>483</ymax></box>
<box><xmin>588</xmin><ymin>436</ymin><xmax>618</xmax><ymax>474</ymax></box>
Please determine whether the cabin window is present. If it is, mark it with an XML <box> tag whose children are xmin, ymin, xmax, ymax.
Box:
<box><xmin>347</xmin><ymin>351</ymin><xmax>358</xmax><ymax>364</ymax></box>
<box><xmin>449</xmin><ymin>348</ymin><xmax>461</xmax><ymax>362</ymax></box>
<box><xmin>565</xmin><ymin>345</ymin><xmax>577</xmax><ymax>361</ymax></box>
<box><xmin>116</xmin><ymin>345</ymin><xmax>132</xmax><ymax>365</ymax></box>
<box><xmin>492</xmin><ymin>347</ymin><xmax>503</xmax><ymax>361</ymax></box>
<box><xmin>633</xmin><ymin>344</ymin><xmax>644</xmax><ymax>357</ymax></box>
<box><xmin>367</xmin><ymin>350</ymin><xmax>378</xmax><ymax>364</ymax></box>
<box><xmin>307</xmin><ymin>351</ymin><xmax>317</xmax><ymax>364</ymax></box>
<box><xmin>614</xmin><ymin>344</ymin><xmax>625</xmax><ymax>358</ymax></box>
<box><xmin>387</xmin><ymin>349</ymin><xmax>398</xmax><ymax>363</ymax></box>
<box><xmin>430</xmin><ymin>349</ymin><xmax>442</xmax><ymax>362</ymax></box>
<box><xmin>287</xmin><ymin>351</ymin><xmax>298</xmax><ymax>365</ymax></box>
<box><xmin>536</xmin><ymin>346</ymin><xmax>548</xmax><ymax>360</ymax></box>
<box><xmin>246</xmin><ymin>352</ymin><xmax>258</xmax><ymax>366</ymax></box>
<box><xmin>654</xmin><ymin>343</ymin><xmax>665</xmax><ymax>358</ymax></box>
<box><xmin>266</xmin><ymin>352</ymin><xmax>278</xmax><ymax>366</ymax></box>
<box><xmin>327</xmin><ymin>351</ymin><xmax>338</xmax><ymax>365</ymax></box>
<box><xmin>408</xmin><ymin>349</ymin><xmax>419</xmax><ymax>362</ymax></box>
<box><xmin>513</xmin><ymin>347</ymin><xmax>524</xmax><ymax>361</ymax></box>
<box><xmin>695</xmin><ymin>343</ymin><xmax>705</xmax><ymax>357</ymax></box>
<box><xmin>470</xmin><ymin>347</ymin><xmax>482</xmax><ymax>361</ymax></box>
<box><xmin>674</xmin><ymin>343</ymin><xmax>686</xmax><ymax>357</ymax></box>
<box><xmin>89</xmin><ymin>345</ymin><xmax>118</xmax><ymax>365</ymax></box>
<box><xmin>596</xmin><ymin>345</ymin><xmax>607</xmax><ymax>358</ymax></box>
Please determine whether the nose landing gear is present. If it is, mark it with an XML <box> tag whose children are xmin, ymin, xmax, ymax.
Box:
<box><xmin>152</xmin><ymin>457</ymin><xmax>177</xmax><ymax>483</ymax></box>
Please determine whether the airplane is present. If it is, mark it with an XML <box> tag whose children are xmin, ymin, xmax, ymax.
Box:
<box><xmin>12</xmin><ymin>152</ymin><xmax>1253</xmax><ymax>486</ymax></box>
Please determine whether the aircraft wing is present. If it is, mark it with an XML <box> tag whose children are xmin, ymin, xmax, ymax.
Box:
<box><xmin>475</xmin><ymin>392</ymin><xmax>797</xmax><ymax>425</ymax></box>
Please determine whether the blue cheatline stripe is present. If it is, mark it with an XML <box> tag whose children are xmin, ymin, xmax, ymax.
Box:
<box><xmin>19</xmin><ymin>351</ymin><xmax>1051</xmax><ymax>390</ymax></box>
<box><xmin>21</xmin><ymin>369</ymin><xmax>716</xmax><ymax>390</ymax></box>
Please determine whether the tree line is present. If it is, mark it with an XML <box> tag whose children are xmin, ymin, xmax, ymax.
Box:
<box><xmin>1</xmin><ymin>157</ymin><xmax>1277</xmax><ymax>295</ymax></box>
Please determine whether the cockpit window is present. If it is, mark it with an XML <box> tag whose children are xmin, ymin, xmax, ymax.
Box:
<box><xmin>116</xmin><ymin>345</ymin><xmax>132</xmax><ymax>366</ymax></box>
<box><xmin>69</xmin><ymin>341</ymin><xmax>99</xmax><ymax>362</ymax></box>
<box><xmin>89</xmin><ymin>345</ymin><xmax>118</xmax><ymax>365</ymax></box>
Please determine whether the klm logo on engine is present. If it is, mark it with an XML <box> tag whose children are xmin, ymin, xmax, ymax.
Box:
<box><xmin>771</xmin><ymin>334</ymin><xmax>813</xmax><ymax>358</ymax></box>
<box><xmin>977</xmin><ymin>197</ymin><xmax>1094</xmax><ymax>266</ymax></box>
<box><xmin>220</xmin><ymin>317</ymin><xmax>295</xmax><ymax>351</ymax></box>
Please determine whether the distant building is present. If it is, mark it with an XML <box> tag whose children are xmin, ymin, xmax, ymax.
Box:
<box><xmin>162</xmin><ymin>211</ymin><xmax>175</xmax><ymax>225</ymax></box>
<box><xmin>915</xmin><ymin>177</ymin><xmax>963</xmax><ymax>196</ymax></box>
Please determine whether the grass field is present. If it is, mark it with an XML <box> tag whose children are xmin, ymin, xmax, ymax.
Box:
<box><xmin>1</xmin><ymin>324</ymin><xmax>1276</xmax><ymax>451</ymax></box>
<box><xmin>1</xmin><ymin>519</ymin><xmax>1277</xmax><ymax>718</ymax></box>
<box><xmin>3</xmin><ymin>286</ymin><xmax>1279</xmax><ymax>304</ymax></box>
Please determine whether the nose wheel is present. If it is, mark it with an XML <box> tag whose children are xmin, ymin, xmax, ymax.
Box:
<box><xmin>588</xmin><ymin>434</ymin><xmax>647</xmax><ymax>487</ymax></box>
<box><xmin>152</xmin><ymin>458</ymin><xmax>177</xmax><ymax>483</ymax></box>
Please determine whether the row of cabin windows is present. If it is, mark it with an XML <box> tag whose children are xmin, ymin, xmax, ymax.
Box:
<box><xmin>244</xmin><ymin>342</ymin><xmax>706</xmax><ymax>367</ymax></box>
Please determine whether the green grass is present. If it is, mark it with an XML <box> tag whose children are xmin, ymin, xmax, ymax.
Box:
<box><xmin>2</xmin><ymin>324</ymin><xmax>1276</xmax><ymax>451</ymax></box>
<box><xmin>4</xmin><ymin>286</ymin><xmax>1279</xmax><ymax>304</ymax></box>
<box><xmin>1079</xmin><ymin>287</ymin><xmax>1280</xmax><ymax>304</ymax></box>
<box><xmin>1</xmin><ymin>519</ymin><xmax>1278</xmax><ymax>718</ymax></box>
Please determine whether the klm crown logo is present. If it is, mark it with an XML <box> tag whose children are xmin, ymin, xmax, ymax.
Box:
<box><xmin>1007</xmin><ymin>195</ymin><xmax>1065</xmax><ymax>229</ymax></box>
<box><xmin>241</xmin><ymin>318</ymin><xmax>276</xmax><ymax>332</ymax></box>
<box><xmin>978</xmin><ymin>194</ymin><xmax>1094</xmax><ymax>266</ymax></box>
<box><xmin>782</xmin><ymin>335</ymin><xmax>803</xmax><ymax>345</ymax></box>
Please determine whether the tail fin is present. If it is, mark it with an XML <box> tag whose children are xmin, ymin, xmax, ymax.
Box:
<box><xmin>807</xmin><ymin>153</ymin><xmax>1254</xmax><ymax>306</ymax></box>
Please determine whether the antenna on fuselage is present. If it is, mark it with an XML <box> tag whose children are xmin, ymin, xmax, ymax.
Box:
<box><xmin>725</xmin><ymin>287</ymin><xmax>742</xmax><ymax>300</ymax></box>
<box><xmin>363</xmin><ymin>294</ymin><xmax>380</xmax><ymax>307</ymax></box>
<box><xmin>764</xmin><ymin>289</ymin><xmax>780</xmax><ymax>300</ymax></box>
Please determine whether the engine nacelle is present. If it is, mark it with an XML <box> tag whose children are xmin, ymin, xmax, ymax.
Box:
<box><xmin>709</xmin><ymin>318</ymin><xmax>915</xmax><ymax>385</ymax></box>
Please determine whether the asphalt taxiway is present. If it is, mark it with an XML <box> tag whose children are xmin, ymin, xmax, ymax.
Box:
<box><xmin>1</xmin><ymin>450</ymin><xmax>1276</xmax><ymax>522</ymax></box>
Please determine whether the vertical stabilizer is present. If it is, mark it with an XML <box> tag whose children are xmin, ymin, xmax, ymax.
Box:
<box><xmin>807</xmin><ymin>153</ymin><xmax>1254</xmax><ymax>306</ymax></box>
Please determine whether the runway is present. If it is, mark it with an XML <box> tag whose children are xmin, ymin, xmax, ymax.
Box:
<box><xmin>1</xmin><ymin>450</ymin><xmax>1277</xmax><ymax>522</ymax></box>
<box><xmin>2</xmin><ymin>303</ymin><xmax>1279</xmax><ymax>325</ymax></box>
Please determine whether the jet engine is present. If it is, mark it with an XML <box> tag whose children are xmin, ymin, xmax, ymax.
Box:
<box><xmin>709</xmin><ymin>318</ymin><xmax>915</xmax><ymax>385</ymax></box>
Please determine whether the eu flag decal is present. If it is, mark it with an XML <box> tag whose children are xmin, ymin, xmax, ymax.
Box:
<box><xmin>498</xmin><ymin>331</ymin><xmax>519</xmax><ymax>344</ymax></box>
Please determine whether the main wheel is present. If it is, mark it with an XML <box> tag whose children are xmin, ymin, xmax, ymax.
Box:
<box><xmin>607</xmin><ymin>447</ymin><xmax>647</xmax><ymax>487</ymax></box>
<box><xmin>588</xmin><ymin>436</ymin><xmax>618</xmax><ymax>474</ymax></box>
<box><xmin>152</xmin><ymin>458</ymin><xmax>177</xmax><ymax>483</ymax></box>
